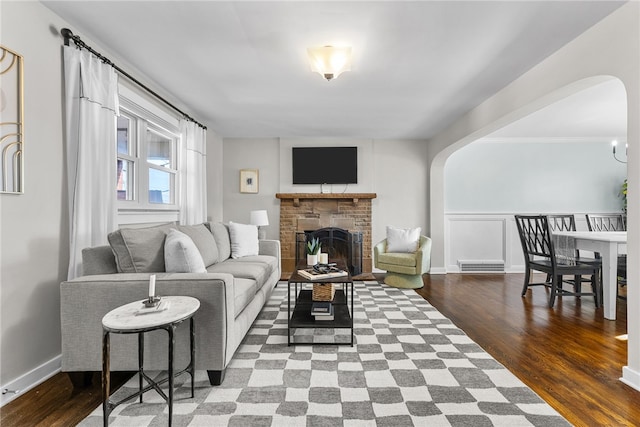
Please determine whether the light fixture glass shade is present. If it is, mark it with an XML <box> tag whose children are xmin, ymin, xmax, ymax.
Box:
<box><xmin>307</xmin><ymin>46</ymin><xmax>352</xmax><ymax>81</ymax></box>
<box><xmin>250</xmin><ymin>210</ymin><xmax>269</xmax><ymax>226</ymax></box>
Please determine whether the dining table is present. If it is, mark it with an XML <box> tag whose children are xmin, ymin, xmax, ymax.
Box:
<box><xmin>553</xmin><ymin>231</ymin><xmax>627</xmax><ymax>320</ymax></box>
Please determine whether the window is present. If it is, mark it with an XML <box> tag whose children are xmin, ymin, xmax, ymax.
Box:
<box><xmin>116</xmin><ymin>102</ymin><xmax>180</xmax><ymax>215</ymax></box>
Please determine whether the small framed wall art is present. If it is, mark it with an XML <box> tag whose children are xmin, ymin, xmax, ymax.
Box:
<box><xmin>240</xmin><ymin>169</ymin><xmax>259</xmax><ymax>193</ymax></box>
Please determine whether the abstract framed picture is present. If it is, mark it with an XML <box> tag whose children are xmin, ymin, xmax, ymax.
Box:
<box><xmin>0</xmin><ymin>45</ymin><xmax>24</xmax><ymax>194</ymax></box>
<box><xmin>240</xmin><ymin>169</ymin><xmax>259</xmax><ymax>193</ymax></box>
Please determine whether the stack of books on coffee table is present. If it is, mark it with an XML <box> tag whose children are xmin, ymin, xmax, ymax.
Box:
<box><xmin>297</xmin><ymin>267</ymin><xmax>348</xmax><ymax>281</ymax></box>
<box><xmin>311</xmin><ymin>301</ymin><xmax>334</xmax><ymax>321</ymax></box>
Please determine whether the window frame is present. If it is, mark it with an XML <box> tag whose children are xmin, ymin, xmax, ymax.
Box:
<box><xmin>116</xmin><ymin>85</ymin><xmax>182</xmax><ymax>223</ymax></box>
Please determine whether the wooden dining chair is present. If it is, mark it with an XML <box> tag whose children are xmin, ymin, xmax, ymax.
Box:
<box><xmin>545</xmin><ymin>214</ymin><xmax>596</xmax><ymax>289</ymax></box>
<box><xmin>585</xmin><ymin>213</ymin><xmax>626</xmax><ymax>232</ymax></box>
<box><xmin>515</xmin><ymin>215</ymin><xmax>602</xmax><ymax>308</ymax></box>
<box><xmin>585</xmin><ymin>213</ymin><xmax>627</xmax><ymax>295</ymax></box>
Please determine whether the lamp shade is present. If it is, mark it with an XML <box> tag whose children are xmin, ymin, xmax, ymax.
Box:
<box><xmin>250</xmin><ymin>210</ymin><xmax>269</xmax><ymax>227</ymax></box>
<box><xmin>307</xmin><ymin>46</ymin><xmax>352</xmax><ymax>81</ymax></box>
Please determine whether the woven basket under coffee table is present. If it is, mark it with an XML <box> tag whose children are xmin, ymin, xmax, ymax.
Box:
<box><xmin>312</xmin><ymin>283</ymin><xmax>336</xmax><ymax>301</ymax></box>
<box><xmin>287</xmin><ymin>264</ymin><xmax>353</xmax><ymax>346</ymax></box>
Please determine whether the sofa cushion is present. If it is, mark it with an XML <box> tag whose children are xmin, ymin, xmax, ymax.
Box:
<box><xmin>228</xmin><ymin>221</ymin><xmax>259</xmax><ymax>259</ymax></box>
<box><xmin>164</xmin><ymin>229</ymin><xmax>207</xmax><ymax>273</ymax></box>
<box><xmin>211</xmin><ymin>222</ymin><xmax>231</xmax><ymax>262</ymax></box>
<box><xmin>107</xmin><ymin>223</ymin><xmax>173</xmax><ymax>273</ymax></box>
<box><xmin>177</xmin><ymin>223</ymin><xmax>219</xmax><ymax>267</ymax></box>
<box><xmin>223</xmin><ymin>255</ymin><xmax>278</xmax><ymax>290</ymax></box>
<box><xmin>206</xmin><ymin>260</ymin><xmax>271</xmax><ymax>288</ymax></box>
<box><xmin>233</xmin><ymin>278</ymin><xmax>258</xmax><ymax>318</ymax></box>
<box><xmin>386</xmin><ymin>226</ymin><xmax>421</xmax><ymax>253</ymax></box>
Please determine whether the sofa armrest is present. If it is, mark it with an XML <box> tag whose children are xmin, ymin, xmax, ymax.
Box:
<box><xmin>82</xmin><ymin>245</ymin><xmax>117</xmax><ymax>275</ymax></box>
<box><xmin>259</xmin><ymin>239</ymin><xmax>281</xmax><ymax>277</ymax></box>
<box><xmin>60</xmin><ymin>272</ymin><xmax>236</xmax><ymax>372</ymax></box>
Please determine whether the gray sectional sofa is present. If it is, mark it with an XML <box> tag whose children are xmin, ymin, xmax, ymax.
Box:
<box><xmin>60</xmin><ymin>222</ymin><xmax>281</xmax><ymax>386</ymax></box>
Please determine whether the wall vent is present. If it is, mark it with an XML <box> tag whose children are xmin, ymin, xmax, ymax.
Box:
<box><xmin>458</xmin><ymin>260</ymin><xmax>505</xmax><ymax>272</ymax></box>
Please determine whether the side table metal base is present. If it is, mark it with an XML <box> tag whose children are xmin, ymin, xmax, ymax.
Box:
<box><xmin>102</xmin><ymin>313</ymin><xmax>196</xmax><ymax>427</ymax></box>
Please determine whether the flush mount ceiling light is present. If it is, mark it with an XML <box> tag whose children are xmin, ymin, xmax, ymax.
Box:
<box><xmin>307</xmin><ymin>46</ymin><xmax>352</xmax><ymax>81</ymax></box>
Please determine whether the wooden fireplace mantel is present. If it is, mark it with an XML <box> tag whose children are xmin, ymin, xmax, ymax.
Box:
<box><xmin>276</xmin><ymin>193</ymin><xmax>377</xmax><ymax>207</ymax></box>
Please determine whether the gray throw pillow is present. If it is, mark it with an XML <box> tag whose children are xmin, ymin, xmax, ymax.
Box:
<box><xmin>164</xmin><ymin>229</ymin><xmax>207</xmax><ymax>273</ymax></box>
<box><xmin>108</xmin><ymin>223</ymin><xmax>173</xmax><ymax>273</ymax></box>
<box><xmin>177</xmin><ymin>223</ymin><xmax>219</xmax><ymax>267</ymax></box>
<box><xmin>211</xmin><ymin>222</ymin><xmax>232</xmax><ymax>262</ymax></box>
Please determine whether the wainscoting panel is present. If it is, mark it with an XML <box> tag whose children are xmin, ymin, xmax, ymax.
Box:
<box><xmin>445</xmin><ymin>213</ymin><xmax>614</xmax><ymax>273</ymax></box>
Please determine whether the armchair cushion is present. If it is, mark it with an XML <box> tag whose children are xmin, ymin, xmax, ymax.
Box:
<box><xmin>378</xmin><ymin>252</ymin><xmax>417</xmax><ymax>268</ymax></box>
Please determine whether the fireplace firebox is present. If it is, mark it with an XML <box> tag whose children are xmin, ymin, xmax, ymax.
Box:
<box><xmin>296</xmin><ymin>227</ymin><xmax>363</xmax><ymax>276</ymax></box>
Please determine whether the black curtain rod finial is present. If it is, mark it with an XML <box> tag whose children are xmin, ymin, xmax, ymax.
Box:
<box><xmin>61</xmin><ymin>28</ymin><xmax>74</xmax><ymax>46</ymax></box>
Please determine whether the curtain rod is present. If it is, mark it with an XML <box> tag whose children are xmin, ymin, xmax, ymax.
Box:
<box><xmin>61</xmin><ymin>28</ymin><xmax>207</xmax><ymax>130</ymax></box>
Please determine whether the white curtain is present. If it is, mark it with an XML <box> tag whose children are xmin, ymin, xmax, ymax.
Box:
<box><xmin>64</xmin><ymin>46</ymin><xmax>119</xmax><ymax>279</ymax></box>
<box><xmin>179</xmin><ymin>120</ymin><xmax>207</xmax><ymax>225</ymax></box>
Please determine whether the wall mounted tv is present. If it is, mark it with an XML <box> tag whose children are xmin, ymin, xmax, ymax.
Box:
<box><xmin>292</xmin><ymin>146</ymin><xmax>358</xmax><ymax>184</ymax></box>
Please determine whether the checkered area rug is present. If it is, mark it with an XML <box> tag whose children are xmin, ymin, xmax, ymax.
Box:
<box><xmin>80</xmin><ymin>281</ymin><xmax>569</xmax><ymax>427</ymax></box>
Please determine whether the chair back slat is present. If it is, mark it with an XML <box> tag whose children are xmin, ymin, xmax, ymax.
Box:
<box><xmin>515</xmin><ymin>215</ymin><xmax>554</xmax><ymax>261</ymax></box>
<box><xmin>547</xmin><ymin>214</ymin><xmax>576</xmax><ymax>232</ymax></box>
<box><xmin>585</xmin><ymin>214</ymin><xmax>626</xmax><ymax>231</ymax></box>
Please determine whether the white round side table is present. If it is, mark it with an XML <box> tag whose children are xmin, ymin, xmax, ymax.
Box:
<box><xmin>101</xmin><ymin>296</ymin><xmax>200</xmax><ymax>427</ymax></box>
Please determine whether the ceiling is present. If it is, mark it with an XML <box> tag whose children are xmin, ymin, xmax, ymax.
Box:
<box><xmin>42</xmin><ymin>1</ymin><xmax>627</xmax><ymax>140</ymax></box>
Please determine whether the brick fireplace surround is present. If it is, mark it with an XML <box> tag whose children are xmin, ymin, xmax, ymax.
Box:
<box><xmin>276</xmin><ymin>193</ymin><xmax>377</xmax><ymax>274</ymax></box>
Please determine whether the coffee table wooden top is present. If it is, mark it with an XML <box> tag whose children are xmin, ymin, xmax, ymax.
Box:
<box><xmin>289</xmin><ymin>262</ymin><xmax>352</xmax><ymax>283</ymax></box>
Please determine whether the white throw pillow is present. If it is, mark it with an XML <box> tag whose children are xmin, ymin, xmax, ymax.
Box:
<box><xmin>386</xmin><ymin>226</ymin><xmax>421</xmax><ymax>253</ymax></box>
<box><xmin>164</xmin><ymin>229</ymin><xmax>207</xmax><ymax>273</ymax></box>
<box><xmin>229</xmin><ymin>221</ymin><xmax>259</xmax><ymax>259</ymax></box>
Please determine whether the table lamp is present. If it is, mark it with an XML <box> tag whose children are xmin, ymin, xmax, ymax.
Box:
<box><xmin>250</xmin><ymin>210</ymin><xmax>269</xmax><ymax>240</ymax></box>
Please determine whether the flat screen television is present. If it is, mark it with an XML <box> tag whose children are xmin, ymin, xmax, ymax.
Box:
<box><xmin>292</xmin><ymin>146</ymin><xmax>358</xmax><ymax>184</ymax></box>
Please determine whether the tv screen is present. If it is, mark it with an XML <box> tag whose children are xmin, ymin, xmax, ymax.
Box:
<box><xmin>292</xmin><ymin>147</ymin><xmax>358</xmax><ymax>184</ymax></box>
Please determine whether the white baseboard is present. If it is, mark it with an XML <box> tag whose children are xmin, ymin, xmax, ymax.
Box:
<box><xmin>428</xmin><ymin>267</ymin><xmax>447</xmax><ymax>275</ymax></box>
<box><xmin>621</xmin><ymin>366</ymin><xmax>640</xmax><ymax>392</ymax></box>
<box><xmin>1</xmin><ymin>355</ymin><xmax>61</xmax><ymax>407</ymax></box>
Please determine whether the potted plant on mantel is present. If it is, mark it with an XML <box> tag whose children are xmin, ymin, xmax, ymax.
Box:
<box><xmin>306</xmin><ymin>237</ymin><xmax>321</xmax><ymax>265</ymax></box>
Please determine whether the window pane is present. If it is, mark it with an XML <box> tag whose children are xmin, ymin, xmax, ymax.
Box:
<box><xmin>149</xmin><ymin>168</ymin><xmax>172</xmax><ymax>204</ymax></box>
<box><xmin>117</xmin><ymin>116</ymin><xmax>130</xmax><ymax>155</ymax></box>
<box><xmin>117</xmin><ymin>159</ymin><xmax>134</xmax><ymax>200</ymax></box>
<box><xmin>147</xmin><ymin>130</ymin><xmax>172</xmax><ymax>168</ymax></box>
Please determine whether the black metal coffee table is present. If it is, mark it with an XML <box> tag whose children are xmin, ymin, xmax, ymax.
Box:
<box><xmin>287</xmin><ymin>264</ymin><xmax>354</xmax><ymax>346</ymax></box>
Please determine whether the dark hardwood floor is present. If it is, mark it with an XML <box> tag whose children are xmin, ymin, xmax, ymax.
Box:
<box><xmin>2</xmin><ymin>273</ymin><xmax>638</xmax><ymax>426</ymax></box>
<box><xmin>417</xmin><ymin>273</ymin><xmax>640</xmax><ymax>427</ymax></box>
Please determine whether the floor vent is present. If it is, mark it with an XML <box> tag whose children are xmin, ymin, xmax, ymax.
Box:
<box><xmin>458</xmin><ymin>260</ymin><xmax>505</xmax><ymax>272</ymax></box>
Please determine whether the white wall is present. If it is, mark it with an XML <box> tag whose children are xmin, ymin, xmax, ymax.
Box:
<box><xmin>0</xmin><ymin>1</ymin><xmax>70</xmax><ymax>403</ymax></box>
<box><xmin>371</xmin><ymin>140</ymin><xmax>428</xmax><ymax>252</ymax></box>
<box><xmin>445</xmin><ymin>140</ymin><xmax>626</xmax><ymax>213</ymax></box>
<box><xmin>222</xmin><ymin>138</ymin><xmax>429</xmax><ymax>255</ymax></box>
<box><xmin>206</xmin><ymin>130</ymin><xmax>224</xmax><ymax>223</ymax></box>
<box><xmin>222</xmin><ymin>138</ymin><xmax>281</xmax><ymax>240</ymax></box>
